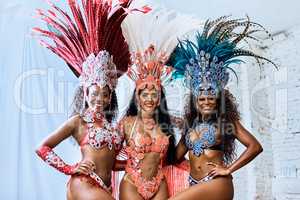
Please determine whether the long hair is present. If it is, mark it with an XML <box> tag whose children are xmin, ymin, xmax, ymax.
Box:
<box><xmin>69</xmin><ymin>85</ymin><xmax>118</xmax><ymax>123</ymax></box>
<box><xmin>127</xmin><ymin>89</ymin><xmax>176</xmax><ymax>165</ymax></box>
<box><xmin>186</xmin><ymin>89</ymin><xmax>240</xmax><ymax>164</ymax></box>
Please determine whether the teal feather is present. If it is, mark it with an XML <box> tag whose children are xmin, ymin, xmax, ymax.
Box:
<box><xmin>167</xmin><ymin>15</ymin><xmax>277</xmax><ymax>82</ymax></box>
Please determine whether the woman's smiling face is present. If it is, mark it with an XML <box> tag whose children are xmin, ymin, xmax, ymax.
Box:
<box><xmin>138</xmin><ymin>86</ymin><xmax>160</xmax><ymax>114</ymax></box>
<box><xmin>87</xmin><ymin>85</ymin><xmax>111</xmax><ymax>112</ymax></box>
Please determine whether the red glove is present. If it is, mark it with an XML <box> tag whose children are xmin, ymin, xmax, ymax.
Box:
<box><xmin>36</xmin><ymin>145</ymin><xmax>77</xmax><ymax>175</ymax></box>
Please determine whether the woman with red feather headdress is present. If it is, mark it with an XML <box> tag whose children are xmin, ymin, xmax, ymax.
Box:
<box><xmin>33</xmin><ymin>0</ymin><xmax>149</xmax><ymax>199</ymax></box>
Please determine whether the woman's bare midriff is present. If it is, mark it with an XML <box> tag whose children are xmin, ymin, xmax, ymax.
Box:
<box><xmin>125</xmin><ymin>152</ymin><xmax>161</xmax><ymax>183</ymax></box>
<box><xmin>139</xmin><ymin>152</ymin><xmax>161</xmax><ymax>179</ymax></box>
<box><xmin>189</xmin><ymin>149</ymin><xmax>224</xmax><ymax>180</ymax></box>
<box><xmin>81</xmin><ymin>145</ymin><xmax>117</xmax><ymax>186</ymax></box>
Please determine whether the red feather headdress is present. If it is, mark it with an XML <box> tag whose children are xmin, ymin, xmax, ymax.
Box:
<box><xmin>127</xmin><ymin>45</ymin><xmax>173</xmax><ymax>91</ymax></box>
<box><xmin>33</xmin><ymin>0</ymin><xmax>150</xmax><ymax>90</ymax></box>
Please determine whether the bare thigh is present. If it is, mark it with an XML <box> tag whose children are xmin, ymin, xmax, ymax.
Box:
<box><xmin>119</xmin><ymin>177</ymin><xmax>143</xmax><ymax>200</ymax></box>
<box><xmin>152</xmin><ymin>179</ymin><xmax>169</xmax><ymax>200</ymax></box>
<box><xmin>169</xmin><ymin>176</ymin><xmax>234</xmax><ymax>200</ymax></box>
<box><xmin>67</xmin><ymin>176</ymin><xmax>114</xmax><ymax>200</ymax></box>
<box><xmin>119</xmin><ymin>175</ymin><xmax>169</xmax><ymax>200</ymax></box>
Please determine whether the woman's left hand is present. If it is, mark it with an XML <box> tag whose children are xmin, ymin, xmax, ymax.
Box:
<box><xmin>206</xmin><ymin>162</ymin><xmax>231</xmax><ymax>178</ymax></box>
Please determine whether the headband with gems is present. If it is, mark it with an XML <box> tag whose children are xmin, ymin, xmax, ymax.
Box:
<box><xmin>185</xmin><ymin>50</ymin><xmax>229</xmax><ymax>97</ymax></box>
<box><xmin>168</xmin><ymin>16</ymin><xmax>278</xmax><ymax>97</ymax></box>
<box><xmin>80</xmin><ymin>51</ymin><xmax>117</xmax><ymax>90</ymax></box>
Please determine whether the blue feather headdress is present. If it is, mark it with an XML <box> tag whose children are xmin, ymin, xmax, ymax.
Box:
<box><xmin>167</xmin><ymin>16</ymin><xmax>277</xmax><ymax>97</ymax></box>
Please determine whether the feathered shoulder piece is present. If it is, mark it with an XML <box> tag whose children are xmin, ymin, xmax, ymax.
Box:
<box><xmin>167</xmin><ymin>16</ymin><xmax>278</xmax><ymax>97</ymax></box>
<box><xmin>33</xmin><ymin>0</ymin><xmax>150</xmax><ymax>90</ymax></box>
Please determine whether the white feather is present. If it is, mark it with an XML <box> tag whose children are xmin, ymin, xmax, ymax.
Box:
<box><xmin>121</xmin><ymin>7</ymin><xmax>204</xmax><ymax>58</ymax></box>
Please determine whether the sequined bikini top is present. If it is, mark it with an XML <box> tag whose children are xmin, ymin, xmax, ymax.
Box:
<box><xmin>185</xmin><ymin>120</ymin><xmax>222</xmax><ymax>156</ymax></box>
<box><xmin>126</xmin><ymin>118</ymin><xmax>169</xmax><ymax>164</ymax></box>
<box><xmin>80</xmin><ymin>110</ymin><xmax>124</xmax><ymax>151</ymax></box>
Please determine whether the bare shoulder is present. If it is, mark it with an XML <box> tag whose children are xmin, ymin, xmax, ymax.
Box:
<box><xmin>121</xmin><ymin>115</ymin><xmax>135</xmax><ymax>123</ymax></box>
<box><xmin>119</xmin><ymin>116</ymin><xmax>136</xmax><ymax>139</ymax></box>
<box><xmin>185</xmin><ymin>128</ymin><xmax>196</xmax><ymax>136</ymax></box>
<box><xmin>232</xmin><ymin>120</ymin><xmax>245</xmax><ymax>135</ymax></box>
<box><xmin>187</xmin><ymin>128</ymin><xmax>198</xmax><ymax>140</ymax></box>
<box><xmin>66</xmin><ymin>114</ymin><xmax>82</xmax><ymax>129</ymax></box>
<box><xmin>157</xmin><ymin>128</ymin><xmax>171</xmax><ymax>139</ymax></box>
<box><xmin>120</xmin><ymin>116</ymin><xmax>136</xmax><ymax>127</ymax></box>
<box><xmin>231</xmin><ymin>120</ymin><xmax>256</xmax><ymax>139</ymax></box>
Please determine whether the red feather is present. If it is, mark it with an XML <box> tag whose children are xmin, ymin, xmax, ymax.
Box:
<box><xmin>34</xmin><ymin>0</ymin><xmax>149</xmax><ymax>77</ymax></box>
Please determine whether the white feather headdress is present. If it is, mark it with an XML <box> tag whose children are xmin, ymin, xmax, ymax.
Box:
<box><xmin>122</xmin><ymin>8</ymin><xmax>203</xmax><ymax>57</ymax></box>
<box><xmin>122</xmin><ymin>8</ymin><xmax>203</xmax><ymax>90</ymax></box>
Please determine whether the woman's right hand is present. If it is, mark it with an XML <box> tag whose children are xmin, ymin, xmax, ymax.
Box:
<box><xmin>73</xmin><ymin>160</ymin><xmax>96</xmax><ymax>175</ymax></box>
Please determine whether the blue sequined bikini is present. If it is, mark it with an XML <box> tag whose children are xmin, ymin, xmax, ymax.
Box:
<box><xmin>185</xmin><ymin>121</ymin><xmax>222</xmax><ymax>156</ymax></box>
<box><xmin>185</xmin><ymin>120</ymin><xmax>223</xmax><ymax>186</ymax></box>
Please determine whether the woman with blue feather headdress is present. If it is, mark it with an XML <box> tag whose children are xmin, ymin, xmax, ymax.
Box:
<box><xmin>168</xmin><ymin>16</ymin><xmax>277</xmax><ymax>200</ymax></box>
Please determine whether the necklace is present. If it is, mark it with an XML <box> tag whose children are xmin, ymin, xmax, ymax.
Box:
<box><xmin>83</xmin><ymin>109</ymin><xmax>104</xmax><ymax>123</ymax></box>
<box><xmin>140</xmin><ymin>117</ymin><xmax>156</xmax><ymax>131</ymax></box>
<box><xmin>82</xmin><ymin>109</ymin><xmax>122</xmax><ymax>150</ymax></box>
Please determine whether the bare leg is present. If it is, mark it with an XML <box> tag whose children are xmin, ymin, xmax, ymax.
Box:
<box><xmin>152</xmin><ymin>179</ymin><xmax>169</xmax><ymax>200</ymax></box>
<box><xmin>169</xmin><ymin>177</ymin><xmax>234</xmax><ymax>200</ymax></box>
<box><xmin>67</xmin><ymin>176</ymin><xmax>114</xmax><ymax>200</ymax></box>
<box><xmin>119</xmin><ymin>178</ymin><xmax>143</xmax><ymax>200</ymax></box>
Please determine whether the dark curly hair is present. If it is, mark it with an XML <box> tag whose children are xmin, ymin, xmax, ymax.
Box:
<box><xmin>126</xmin><ymin>89</ymin><xmax>176</xmax><ymax>165</ymax></box>
<box><xmin>69</xmin><ymin>85</ymin><xmax>118</xmax><ymax>123</ymax></box>
<box><xmin>186</xmin><ymin>89</ymin><xmax>240</xmax><ymax>164</ymax></box>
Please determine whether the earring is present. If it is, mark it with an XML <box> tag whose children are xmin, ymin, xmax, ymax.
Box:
<box><xmin>81</xmin><ymin>93</ymin><xmax>87</xmax><ymax>114</ymax></box>
<box><xmin>135</xmin><ymin>96</ymin><xmax>141</xmax><ymax>112</ymax></box>
<box><xmin>137</xmin><ymin>103</ymin><xmax>141</xmax><ymax>112</ymax></box>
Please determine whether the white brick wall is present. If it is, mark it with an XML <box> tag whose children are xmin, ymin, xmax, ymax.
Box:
<box><xmin>233</xmin><ymin>25</ymin><xmax>300</xmax><ymax>200</ymax></box>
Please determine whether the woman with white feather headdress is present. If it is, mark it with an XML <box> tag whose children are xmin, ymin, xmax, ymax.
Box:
<box><xmin>116</xmin><ymin>8</ymin><xmax>202</xmax><ymax>200</ymax></box>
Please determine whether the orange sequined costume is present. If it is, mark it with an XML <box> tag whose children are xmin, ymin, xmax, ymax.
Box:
<box><xmin>124</xmin><ymin>118</ymin><xmax>170</xmax><ymax>199</ymax></box>
<box><xmin>119</xmin><ymin>8</ymin><xmax>202</xmax><ymax>198</ymax></box>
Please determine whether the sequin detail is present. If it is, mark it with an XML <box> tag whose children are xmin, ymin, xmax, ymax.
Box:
<box><xmin>185</xmin><ymin>122</ymin><xmax>217</xmax><ymax>156</ymax></box>
<box><xmin>125</xmin><ymin>134</ymin><xmax>169</xmax><ymax>199</ymax></box>
<box><xmin>80</xmin><ymin>111</ymin><xmax>124</xmax><ymax>151</ymax></box>
<box><xmin>188</xmin><ymin>174</ymin><xmax>213</xmax><ymax>186</ymax></box>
